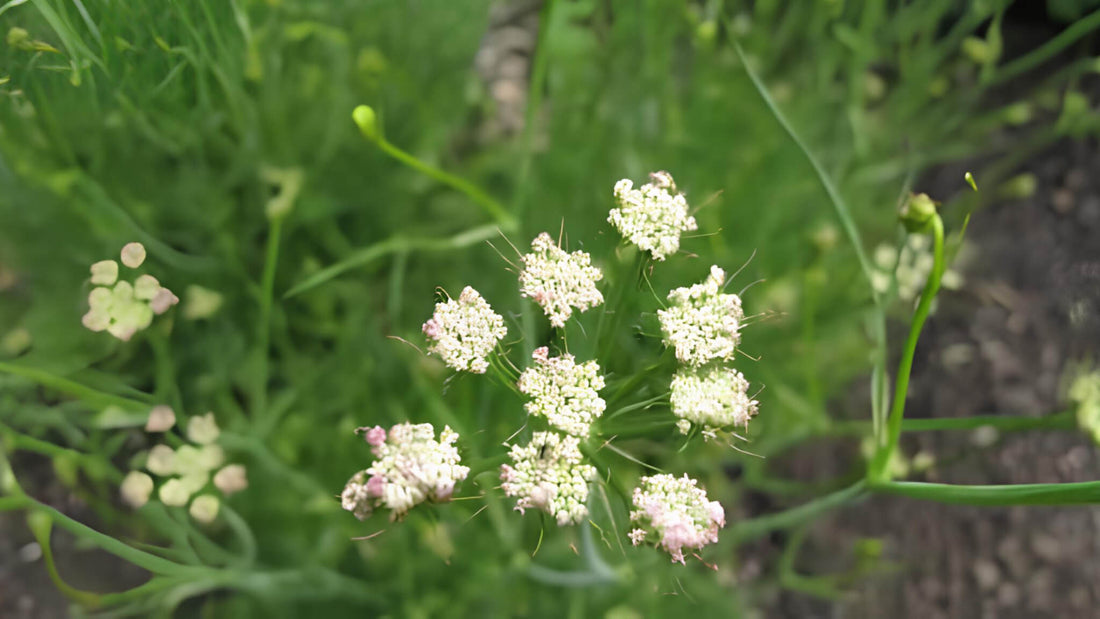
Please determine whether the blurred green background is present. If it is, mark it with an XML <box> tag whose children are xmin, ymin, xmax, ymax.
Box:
<box><xmin>1</xmin><ymin>0</ymin><xmax>1096</xmax><ymax>616</ymax></box>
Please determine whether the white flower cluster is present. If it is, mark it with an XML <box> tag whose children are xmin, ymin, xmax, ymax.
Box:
<box><xmin>341</xmin><ymin>423</ymin><xmax>469</xmax><ymax>522</ymax></box>
<box><xmin>871</xmin><ymin>235</ymin><xmax>963</xmax><ymax>302</ymax></box>
<box><xmin>119</xmin><ymin>410</ymin><xmax>247</xmax><ymax>524</ymax></box>
<box><xmin>670</xmin><ymin>367</ymin><xmax>759</xmax><ymax>435</ymax></box>
<box><xmin>500</xmin><ymin>431</ymin><xmax>597</xmax><ymax>526</ymax></box>
<box><xmin>658</xmin><ymin>265</ymin><xmax>744</xmax><ymax>366</ymax></box>
<box><xmin>422</xmin><ymin>286</ymin><xmax>507</xmax><ymax>374</ymax></box>
<box><xmin>609</xmin><ymin>171</ymin><xmax>698</xmax><ymax>261</ymax></box>
<box><xmin>82</xmin><ymin>242</ymin><xmax>179</xmax><ymax>341</ymax></box>
<box><xmin>519</xmin><ymin>232</ymin><xmax>604</xmax><ymax>328</ymax></box>
<box><xmin>517</xmin><ymin>347</ymin><xmax>606</xmax><ymax>437</ymax></box>
<box><xmin>628</xmin><ymin>473</ymin><xmax>725</xmax><ymax>564</ymax></box>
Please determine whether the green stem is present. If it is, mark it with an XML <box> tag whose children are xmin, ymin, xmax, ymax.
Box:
<box><xmin>731</xmin><ymin>39</ymin><xmax>878</xmax><ymax>298</ymax></box>
<box><xmin>990</xmin><ymin>7</ymin><xmax>1100</xmax><ymax>85</ymax></box>
<box><xmin>901</xmin><ymin>410</ymin><xmax>1076</xmax><ymax>433</ymax></box>
<box><xmin>374</xmin><ymin>138</ymin><xmax>514</xmax><ymax>230</ymax></box>
<box><xmin>0</xmin><ymin>361</ymin><xmax>152</xmax><ymax>410</ymax></box>
<box><xmin>27</xmin><ymin>512</ymin><xmax>102</xmax><ymax>606</ymax></box>
<box><xmin>728</xmin><ymin>480</ymin><xmax>866</xmax><ymax>543</ymax></box>
<box><xmin>29</xmin><ymin>500</ymin><xmax>197</xmax><ymax>575</ymax></box>
<box><xmin>870</xmin><ymin>480</ymin><xmax>1100</xmax><ymax>506</ymax></box>
<box><xmin>254</xmin><ymin>214</ymin><xmax>283</xmax><ymax>433</ymax></box>
<box><xmin>283</xmin><ymin>223</ymin><xmax>501</xmax><ymax>298</ymax></box>
<box><xmin>871</xmin><ymin>215</ymin><xmax>945</xmax><ymax>481</ymax></box>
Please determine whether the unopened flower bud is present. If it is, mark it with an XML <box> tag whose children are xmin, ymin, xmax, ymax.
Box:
<box><xmin>352</xmin><ymin>105</ymin><xmax>380</xmax><ymax>142</ymax></box>
<box><xmin>214</xmin><ymin>464</ymin><xmax>249</xmax><ymax>495</ymax></box>
<box><xmin>120</xmin><ymin>471</ymin><xmax>154</xmax><ymax>508</ymax></box>
<box><xmin>145</xmin><ymin>405</ymin><xmax>176</xmax><ymax>432</ymax></box>
<box><xmin>120</xmin><ymin>242</ymin><xmax>146</xmax><ymax>268</ymax></box>
<box><xmin>899</xmin><ymin>193</ymin><xmax>937</xmax><ymax>233</ymax></box>
<box><xmin>189</xmin><ymin>494</ymin><xmax>220</xmax><ymax>523</ymax></box>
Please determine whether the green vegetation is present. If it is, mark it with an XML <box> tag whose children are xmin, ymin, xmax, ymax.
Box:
<box><xmin>2</xmin><ymin>1</ymin><xmax>1099</xmax><ymax>616</ymax></box>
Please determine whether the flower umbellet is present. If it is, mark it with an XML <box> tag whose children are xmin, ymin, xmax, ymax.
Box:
<box><xmin>670</xmin><ymin>366</ymin><xmax>759</xmax><ymax>435</ymax></box>
<box><xmin>519</xmin><ymin>232</ymin><xmax>604</xmax><ymax>328</ymax></box>
<box><xmin>422</xmin><ymin>285</ymin><xmax>507</xmax><ymax>374</ymax></box>
<box><xmin>341</xmin><ymin>423</ymin><xmax>469</xmax><ymax>521</ymax></box>
<box><xmin>658</xmin><ymin>265</ymin><xmax>744</xmax><ymax>367</ymax></box>
<box><xmin>82</xmin><ymin>242</ymin><xmax>179</xmax><ymax>341</ymax></box>
<box><xmin>609</xmin><ymin>171</ymin><xmax>698</xmax><ymax>261</ymax></box>
<box><xmin>517</xmin><ymin>347</ymin><xmax>606</xmax><ymax>438</ymax></box>
<box><xmin>629</xmin><ymin>473</ymin><xmax>725</xmax><ymax>564</ymax></box>
<box><xmin>118</xmin><ymin>410</ymin><xmax>247</xmax><ymax>523</ymax></box>
<box><xmin>500</xmin><ymin>431</ymin><xmax>597</xmax><ymax>526</ymax></box>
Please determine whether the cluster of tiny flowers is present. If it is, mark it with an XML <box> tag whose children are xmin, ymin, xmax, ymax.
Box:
<box><xmin>500</xmin><ymin>432</ymin><xmax>597</xmax><ymax>526</ymax></box>
<box><xmin>1071</xmin><ymin>369</ymin><xmax>1100</xmax><ymax>445</ymax></box>
<box><xmin>871</xmin><ymin>235</ymin><xmax>963</xmax><ymax>302</ymax></box>
<box><xmin>609</xmin><ymin>171</ymin><xmax>698</xmax><ymax>261</ymax></box>
<box><xmin>422</xmin><ymin>286</ymin><xmax>507</xmax><ymax>373</ymax></box>
<box><xmin>670</xmin><ymin>367</ymin><xmax>759</xmax><ymax>435</ymax></box>
<box><xmin>629</xmin><ymin>474</ymin><xmax>725</xmax><ymax>564</ymax></box>
<box><xmin>517</xmin><ymin>347</ymin><xmax>606</xmax><ymax>437</ymax></box>
<box><xmin>341</xmin><ymin>423</ymin><xmax>469</xmax><ymax>521</ymax></box>
<box><xmin>658</xmin><ymin>265</ymin><xmax>744</xmax><ymax>366</ymax></box>
<box><xmin>119</xmin><ymin>410</ymin><xmax>248</xmax><ymax>523</ymax></box>
<box><xmin>82</xmin><ymin>242</ymin><xmax>179</xmax><ymax>341</ymax></box>
<box><xmin>519</xmin><ymin>232</ymin><xmax>604</xmax><ymax>328</ymax></box>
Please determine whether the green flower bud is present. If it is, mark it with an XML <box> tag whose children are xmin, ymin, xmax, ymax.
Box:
<box><xmin>352</xmin><ymin>105</ymin><xmax>380</xmax><ymax>142</ymax></box>
<box><xmin>899</xmin><ymin>193</ymin><xmax>937</xmax><ymax>233</ymax></box>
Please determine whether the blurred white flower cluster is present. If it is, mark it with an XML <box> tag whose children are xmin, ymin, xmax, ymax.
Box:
<box><xmin>519</xmin><ymin>232</ymin><xmax>604</xmax><ymax>328</ymax></box>
<box><xmin>517</xmin><ymin>347</ymin><xmax>606</xmax><ymax>438</ymax></box>
<box><xmin>609</xmin><ymin>171</ymin><xmax>697</xmax><ymax>261</ymax></box>
<box><xmin>1070</xmin><ymin>369</ymin><xmax>1100</xmax><ymax>445</ymax></box>
<box><xmin>120</xmin><ymin>410</ymin><xmax>247</xmax><ymax>524</ymax></box>
<box><xmin>628</xmin><ymin>473</ymin><xmax>725</xmax><ymax>564</ymax></box>
<box><xmin>82</xmin><ymin>242</ymin><xmax>179</xmax><ymax>341</ymax></box>
<box><xmin>872</xmin><ymin>235</ymin><xmax>963</xmax><ymax>302</ymax></box>
<box><xmin>658</xmin><ymin>265</ymin><xmax>744</xmax><ymax>367</ymax></box>
<box><xmin>670</xmin><ymin>367</ymin><xmax>758</xmax><ymax>435</ymax></box>
<box><xmin>341</xmin><ymin>423</ymin><xmax>469</xmax><ymax>521</ymax></box>
<box><xmin>500</xmin><ymin>431</ymin><xmax>597</xmax><ymax>526</ymax></box>
<box><xmin>422</xmin><ymin>286</ymin><xmax>507</xmax><ymax>374</ymax></box>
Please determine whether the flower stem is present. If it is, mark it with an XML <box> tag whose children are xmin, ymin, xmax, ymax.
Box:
<box><xmin>869</xmin><ymin>479</ymin><xmax>1100</xmax><ymax>506</ymax></box>
<box><xmin>374</xmin><ymin>138</ymin><xmax>515</xmax><ymax>231</ymax></box>
<box><xmin>870</xmin><ymin>214</ymin><xmax>945</xmax><ymax>482</ymax></box>
<box><xmin>728</xmin><ymin>480</ymin><xmax>866</xmax><ymax>543</ymax></box>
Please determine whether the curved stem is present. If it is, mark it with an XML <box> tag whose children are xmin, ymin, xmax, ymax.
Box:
<box><xmin>0</xmin><ymin>361</ymin><xmax>152</xmax><ymax>410</ymax></box>
<box><xmin>870</xmin><ymin>479</ymin><xmax>1100</xmax><ymax>506</ymax></box>
<box><xmin>871</xmin><ymin>215</ymin><xmax>945</xmax><ymax>481</ymax></box>
<box><xmin>374</xmin><ymin>138</ymin><xmax>515</xmax><ymax>230</ymax></box>
<box><xmin>728</xmin><ymin>480</ymin><xmax>866</xmax><ymax>543</ymax></box>
<box><xmin>990</xmin><ymin>7</ymin><xmax>1100</xmax><ymax>85</ymax></box>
